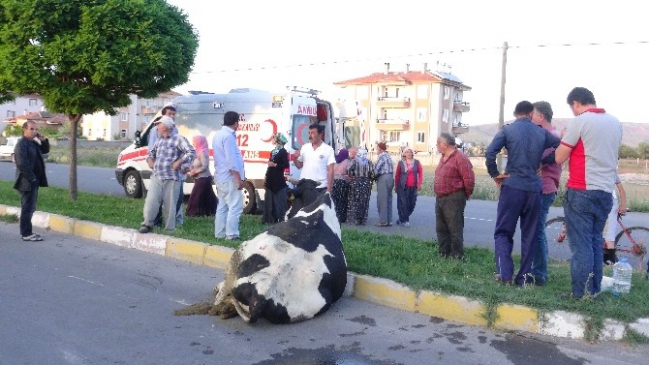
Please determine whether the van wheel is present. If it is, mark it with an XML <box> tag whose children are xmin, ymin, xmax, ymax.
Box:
<box><xmin>242</xmin><ymin>181</ymin><xmax>256</xmax><ymax>214</ymax></box>
<box><xmin>124</xmin><ymin>170</ymin><xmax>143</xmax><ymax>198</ymax></box>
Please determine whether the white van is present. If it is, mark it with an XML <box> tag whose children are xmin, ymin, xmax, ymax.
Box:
<box><xmin>115</xmin><ymin>87</ymin><xmax>340</xmax><ymax>214</ymax></box>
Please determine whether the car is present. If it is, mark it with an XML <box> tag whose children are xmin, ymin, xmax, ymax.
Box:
<box><xmin>0</xmin><ymin>136</ymin><xmax>19</xmax><ymax>162</ymax></box>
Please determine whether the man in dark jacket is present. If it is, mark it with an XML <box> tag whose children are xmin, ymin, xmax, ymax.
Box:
<box><xmin>14</xmin><ymin>121</ymin><xmax>49</xmax><ymax>241</ymax></box>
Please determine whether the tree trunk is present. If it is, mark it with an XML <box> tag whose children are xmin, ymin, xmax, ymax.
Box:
<box><xmin>68</xmin><ymin>114</ymin><xmax>82</xmax><ymax>201</ymax></box>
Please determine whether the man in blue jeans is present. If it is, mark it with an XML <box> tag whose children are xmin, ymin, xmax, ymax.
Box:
<box><xmin>553</xmin><ymin>87</ymin><xmax>622</xmax><ymax>298</ymax></box>
<box><xmin>530</xmin><ymin>101</ymin><xmax>562</xmax><ymax>285</ymax></box>
<box><xmin>486</xmin><ymin>101</ymin><xmax>561</xmax><ymax>286</ymax></box>
<box><xmin>212</xmin><ymin>111</ymin><xmax>245</xmax><ymax>240</ymax></box>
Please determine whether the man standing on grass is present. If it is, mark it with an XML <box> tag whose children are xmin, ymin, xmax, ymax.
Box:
<box><xmin>530</xmin><ymin>101</ymin><xmax>562</xmax><ymax>285</ymax></box>
<box><xmin>213</xmin><ymin>111</ymin><xmax>245</xmax><ymax>241</ymax></box>
<box><xmin>139</xmin><ymin>116</ymin><xmax>195</xmax><ymax>234</ymax></box>
<box><xmin>486</xmin><ymin>101</ymin><xmax>561</xmax><ymax>286</ymax></box>
<box><xmin>434</xmin><ymin>133</ymin><xmax>475</xmax><ymax>259</ymax></box>
<box><xmin>13</xmin><ymin>121</ymin><xmax>49</xmax><ymax>242</ymax></box>
<box><xmin>552</xmin><ymin>87</ymin><xmax>622</xmax><ymax>298</ymax></box>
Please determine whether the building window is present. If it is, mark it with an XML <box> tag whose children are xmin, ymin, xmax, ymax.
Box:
<box><xmin>6</xmin><ymin>110</ymin><xmax>15</xmax><ymax>118</ymax></box>
<box><xmin>443</xmin><ymin>86</ymin><xmax>450</xmax><ymax>100</ymax></box>
<box><xmin>29</xmin><ymin>99</ymin><xmax>38</xmax><ymax>106</ymax></box>
<box><xmin>103</xmin><ymin>129</ymin><xmax>107</xmax><ymax>137</ymax></box>
<box><xmin>417</xmin><ymin>84</ymin><xmax>428</xmax><ymax>99</ymax></box>
<box><xmin>455</xmin><ymin>90</ymin><xmax>463</xmax><ymax>102</ymax></box>
<box><xmin>454</xmin><ymin>113</ymin><xmax>462</xmax><ymax>125</ymax></box>
<box><xmin>417</xmin><ymin>132</ymin><xmax>425</xmax><ymax>143</ymax></box>
<box><xmin>443</xmin><ymin>109</ymin><xmax>450</xmax><ymax>123</ymax></box>
<box><xmin>120</xmin><ymin>112</ymin><xmax>128</xmax><ymax>121</ymax></box>
<box><xmin>88</xmin><ymin>129</ymin><xmax>92</xmax><ymax>136</ymax></box>
<box><xmin>416</xmin><ymin>108</ymin><xmax>427</xmax><ymax>122</ymax></box>
<box><xmin>387</xmin><ymin>131</ymin><xmax>401</xmax><ymax>143</ymax></box>
<box><xmin>120</xmin><ymin>129</ymin><xmax>127</xmax><ymax>138</ymax></box>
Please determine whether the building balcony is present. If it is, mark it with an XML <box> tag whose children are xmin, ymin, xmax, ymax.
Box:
<box><xmin>452</xmin><ymin>122</ymin><xmax>469</xmax><ymax>135</ymax></box>
<box><xmin>376</xmin><ymin>118</ymin><xmax>409</xmax><ymax>130</ymax></box>
<box><xmin>376</xmin><ymin>97</ymin><xmax>410</xmax><ymax>108</ymax></box>
<box><xmin>453</xmin><ymin>101</ymin><xmax>470</xmax><ymax>112</ymax></box>
<box><xmin>141</xmin><ymin>106</ymin><xmax>158</xmax><ymax>115</ymax></box>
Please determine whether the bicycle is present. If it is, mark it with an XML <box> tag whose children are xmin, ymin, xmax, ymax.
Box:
<box><xmin>545</xmin><ymin>214</ymin><xmax>649</xmax><ymax>275</ymax></box>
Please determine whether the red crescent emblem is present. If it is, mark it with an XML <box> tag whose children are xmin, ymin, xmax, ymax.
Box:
<box><xmin>260</xmin><ymin>119</ymin><xmax>278</xmax><ymax>142</ymax></box>
<box><xmin>296</xmin><ymin>123</ymin><xmax>308</xmax><ymax>145</ymax></box>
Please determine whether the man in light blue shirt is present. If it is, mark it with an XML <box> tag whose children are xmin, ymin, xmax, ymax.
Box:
<box><xmin>212</xmin><ymin>111</ymin><xmax>245</xmax><ymax>240</ymax></box>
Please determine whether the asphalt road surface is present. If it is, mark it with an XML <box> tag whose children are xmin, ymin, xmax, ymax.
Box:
<box><xmin>1</xmin><ymin>162</ymin><xmax>647</xmax><ymax>266</ymax></box>
<box><xmin>1</xmin><ymin>222</ymin><xmax>648</xmax><ymax>365</ymax></box>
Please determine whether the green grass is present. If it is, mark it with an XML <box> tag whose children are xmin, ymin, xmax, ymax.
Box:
<box><xmin>46</xmin><ymin>145</ymin><xmax>122</xmax><ymax>168</ymax></box>
<box><xmin>1</xmin><ymin>180</ymin><xmax>648</xmax><ymax>329</ymax></box>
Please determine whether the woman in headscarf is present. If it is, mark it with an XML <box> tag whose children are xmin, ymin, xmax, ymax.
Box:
<box><xmin>186</xmin><ymin>135</ymin><xmax>217</xmax><ymax>216</ymax></box>
<box><xmin>346</xmin><ymin>147</ymin><xmax>374</xmax><ymax>225</ymax></box>
<box><xmin>332</xmin><ymin>148</ymin><xmax>350</xmax><ymax>222</ymax></box>
<box><xmin>262</xmin><ymin>132</ymin><xmax>289</xmax><ymax>224</ymax></box>
<box><xmin>394</xmin><ymin>147</ymin><xmax>422</xmax><ymax>228</ymax></box>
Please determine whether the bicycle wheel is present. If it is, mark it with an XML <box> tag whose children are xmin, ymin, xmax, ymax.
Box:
<box><xmin>615</xmin><ymin>226</ymin><xmax>649</xmax><ymax>265</ymax></box>
<box><xmin>545</xmin><ymin>216</ymin><xmax>571</xmax><ymax>261</ymax></box>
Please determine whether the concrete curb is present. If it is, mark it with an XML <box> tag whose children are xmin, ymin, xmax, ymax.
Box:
<box><xmin>2</xmin><ymin>204</ymin><xmax>648</xmax><ymax>341</ymax></box>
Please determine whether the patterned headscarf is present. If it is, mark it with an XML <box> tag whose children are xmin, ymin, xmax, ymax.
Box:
<box><xmin>357</xmin><ymin>147</ymin><xmax>369</xmax><ymax>165</ymax></box>
<box><xmin>271</xmin><ymin>132</ymin><xmax>287</xmax><ymax>159</ymax></box>
<box><xmin>335</xmin><ymin>148</ymin><xmax>349</xmax><ymax>164</ymax></box>
<box><xmin>192</xmin><ymin>135</ymin><xmax>208</xmax><ymax>155</ymax></box>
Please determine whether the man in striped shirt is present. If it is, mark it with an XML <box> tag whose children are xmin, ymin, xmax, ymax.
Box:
<box><xmin>434</xmin><ymin>133</ymin><xmax>475</xmax><ymax>259</ymax></box>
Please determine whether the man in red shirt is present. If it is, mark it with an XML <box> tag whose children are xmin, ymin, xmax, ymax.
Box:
<box><xmin>434</xmin><ymin>133</ymin><xmax>475</xmax><ymax>258</ymax></box>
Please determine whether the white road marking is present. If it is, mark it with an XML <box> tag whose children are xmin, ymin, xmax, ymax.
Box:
<box><xmin>67</xmin><ymin>275</ymin><xmax>104</xmax><ymax>286</ymax></box>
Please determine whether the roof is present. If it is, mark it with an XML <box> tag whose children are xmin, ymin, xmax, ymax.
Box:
<box><xmin>3</xmin><ymin>111</ymin><xmax>67</xmax><ymax>124</ymax></box>
<box><xmin>334</xmin><ymin>71</ymin><xmax>471</xmax><ymax>90</ymax></box>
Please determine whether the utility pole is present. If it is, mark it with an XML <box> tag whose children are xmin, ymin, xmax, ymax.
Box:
<box><xmin>497</xmin><ymin>41</ymin><xmax>508</xmax><ymax>172</ymax></box>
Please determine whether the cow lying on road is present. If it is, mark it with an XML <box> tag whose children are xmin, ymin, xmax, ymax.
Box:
<box><xmin>212</xmin><ymin>192</ymin><xmax>347</xmax><ymax>324</ymax></box>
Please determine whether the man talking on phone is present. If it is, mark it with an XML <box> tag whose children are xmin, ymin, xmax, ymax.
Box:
<box><xmin>13</xmin><ymin>121</ymin><xmax>49</xmax><ymax>242</ymax></box>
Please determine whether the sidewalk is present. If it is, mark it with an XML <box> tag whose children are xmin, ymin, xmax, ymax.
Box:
<box><xmin>1</xmin><ymin>203</ymin><xmax>648</xmax><ymax>342</ymax></box>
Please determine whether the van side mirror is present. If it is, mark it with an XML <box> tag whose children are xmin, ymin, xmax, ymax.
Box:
<box><xmin>134</xmin><ymin>131</ymin><xmax>142</xmax><ymax>148</ymax></box>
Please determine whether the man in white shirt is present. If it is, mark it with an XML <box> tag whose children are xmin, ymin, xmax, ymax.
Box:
<box><xmin>212</xmin><ymin>111</ymin><xmax>245</xmax><ymax>240</ymax></box>
<box><xmin>294</xmin><ymin>124</ymin><xmax>335</xmax><ymax>192</ymax></box>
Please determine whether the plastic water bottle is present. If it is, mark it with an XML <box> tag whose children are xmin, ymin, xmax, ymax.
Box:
<box><xmin>612</xmin><ymin>257</ymin><xmax>632</xmax><ymax>297</ymax></box>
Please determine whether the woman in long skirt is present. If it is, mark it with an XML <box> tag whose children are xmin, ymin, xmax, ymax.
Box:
<box><xmin>186</xmin><ymin>135</ymin><xmax>217</xmax><ymax>217</ymax></box>
<box><xmin>394</xmin><ymin>147</ymin><xmax>422</xmax><ymax>228</ymax></box>
<box><xmin>332</xmin><ymin>148</ymin><xmax>350</xmax><ymax>223</ymax></box>
<box><xmin>346</xmin><ymin>147</ymin><xmax>374</xmax><ymax>226</ymax></box>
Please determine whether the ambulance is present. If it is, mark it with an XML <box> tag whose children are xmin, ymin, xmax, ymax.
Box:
<box><xmin>115</xmin><ymin>86</ymin><xmax>341</xmax><ymax>214</ymax></box>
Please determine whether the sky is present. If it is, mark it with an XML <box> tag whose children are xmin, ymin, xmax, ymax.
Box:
<box><xmin>166</xmin><ymin>0</ymin><xmax>649</xmax><ymax>126</ymax></box>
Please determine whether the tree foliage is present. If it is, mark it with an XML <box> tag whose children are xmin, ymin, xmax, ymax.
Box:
<box><xmin>0</xmin><ymin>0</ymin><xmax>199</xmax><ymax>199</ymax></box>
<box><xmin>619</xmin><ymin>144</ymin><xmax>639</xmax><ymax>159</ymax></box>
<box><xmin>638</xmin><ymin>142</ymin><xmax>649</xmax><ymax>160</ymax></box>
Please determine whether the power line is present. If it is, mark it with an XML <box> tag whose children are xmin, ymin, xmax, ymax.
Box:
<box><xmin>190</xmin><ymin>40</ymin><xmax>649</xmax><ymax>75</ymax></box>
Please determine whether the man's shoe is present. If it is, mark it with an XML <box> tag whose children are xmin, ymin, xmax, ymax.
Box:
<box><xmin>374</xmin><ymin>222</ymin><xmax>389</xmax><ymax>227</ymax></box>
<box><xmin>22</xmin><ymin>234</ymin><xmax>43</xmax><ymax>242</ymax></box>
<box><xmin>403</xmin><ymin>222</ymin><xmax>411</xmax><ymax>228</ymax></box>
<box><xmin>138</xmin><ymin>225</ymin><xmax>151</xmax><ymax>234</ymax></box>
<box><xmin>225</xmin><ymin>235</ymin><xmax>240</xmax><ymax>241</ymax></box>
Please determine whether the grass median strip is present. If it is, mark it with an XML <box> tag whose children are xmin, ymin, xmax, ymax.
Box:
<box><xmin>0</xmin><ymin>180</ymin><xmax>647</xmax><ymax>327</ymax></box>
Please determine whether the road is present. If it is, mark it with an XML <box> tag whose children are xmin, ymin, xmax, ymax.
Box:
<box><xmin>1</xmin><ymin>163</ymin><xmax>647</xmax><ymax>265</ymax></box>
<box><xmin>1</xmin><ymin>222</ymin><xmax>647</xmax><ymax>365</ymax></box>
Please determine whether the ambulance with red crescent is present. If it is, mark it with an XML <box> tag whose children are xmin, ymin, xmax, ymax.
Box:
<box><xmin>115</xmin><ymin>86</ymin><xmax>340</xmax><ymax>214</ymax></box>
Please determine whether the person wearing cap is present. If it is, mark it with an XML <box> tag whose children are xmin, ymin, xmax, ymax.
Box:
<box><xmin>434</xmin><ymin>133</ymin><xmax>475</xmax><ymax>259</ymax></box>
<box><xmin>485</xmin><ymin>101</ymin><xmax>560</xmax><ymax>286</ymax></box>
<box><xmin>373</xmin><ymin>141</ymin><xmax>394</xmax><ymax>227</ymax></box>
<box><xmin>213</xmin><ymin>111</ymin><xmax>246</xmax><ymax>240</ymax></box>
<box><xmin>139</xmin><ymin>115</ymin><xmax>196</xmax><ymax>233</ymax></box>
<box><xmin>293</xmin><ymin>124</ymin><xmax>335</xmax><ymax>193</ymax></box>
<box><xmin>262</xmin><ymin>132</ymin><xmax>289</xmax><ymax>224</ymax></box>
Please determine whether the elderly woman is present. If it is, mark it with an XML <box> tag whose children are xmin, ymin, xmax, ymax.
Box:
<box><xmin>394</xmin><ymin>147</ymin><xmax>422</xmax><ymax>228</ymax></box>
<box><xmin>185</xmin><ymin>135</ymin><xmax>217</xmax><ymax>217</ymax></box>
<box><xmin>347</xmin><ymin>147</ymin><xmax>374</xmax><ymax>226</ymax></box>
<box><xmin>262</xmin><ymin>133</ymin><xmax>290</xmax><ymax>224</ymax></box>
<box><xmin>332</xmin><ymin>148</ymin><xmax>350</xmax><ymax>222</ymax></box>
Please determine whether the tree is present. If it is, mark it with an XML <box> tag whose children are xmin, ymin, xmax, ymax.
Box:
<box><xmin>638</xmin><ymin>142</ymin><xmax>649</xmax><ymax>160</ymax></box>
<box><xmin>618</xmin><ymin>144</ymin><xmax>639</xmax><ymax>159</ymax></box>
<box><xmin>0</xmin><ymin>0</ymin><xmax>198</xmax><ymax>200</ymax></box>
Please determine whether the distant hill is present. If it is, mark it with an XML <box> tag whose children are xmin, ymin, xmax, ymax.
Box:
<box><xmin>462</xmin><ymin>119</ymin><xmax>649</xmax><ymax>148</ymax></box>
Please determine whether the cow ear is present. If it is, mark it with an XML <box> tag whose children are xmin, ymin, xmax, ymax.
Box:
<box><xmin>248</xmin><ymin>296</ymin><xmax>268</xmax><ymax>324</ymax></box>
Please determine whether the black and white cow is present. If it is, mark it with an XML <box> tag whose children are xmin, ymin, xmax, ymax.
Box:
<box><xmin>213</xmin><ymin>193</ymin><xmax>347</xmax><ymax>324</ymax></box>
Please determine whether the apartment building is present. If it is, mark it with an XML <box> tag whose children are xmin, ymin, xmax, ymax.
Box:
<box><xmin>82</xmin><ymin>91</ymin><xmax>181</xmax><ymax>141</ymax></box>
<box><xmin>334</xmin><ymin>63</ymin><xmax>471</xmax><ymax>153</ymax></box>
<box><xmin>0</xmin><ymin>94</ymin><xmax>46</xmax><ymax>120</ymax></box>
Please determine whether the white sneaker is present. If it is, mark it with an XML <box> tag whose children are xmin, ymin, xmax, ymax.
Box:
<box><xmin>403</xmin><ymin>222</ymin><xmax>411</xmax><ymax>228</ymax></box>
